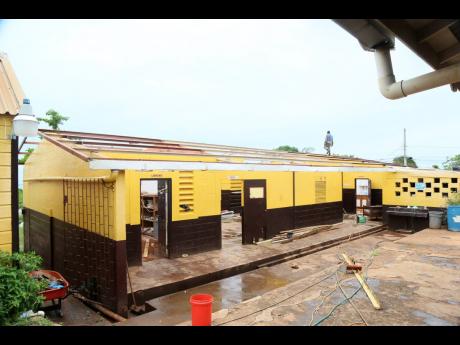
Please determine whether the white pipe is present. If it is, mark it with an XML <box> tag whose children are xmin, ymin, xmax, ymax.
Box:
<box><xmin>374</xmin><ymin>48</ymin><xmax>460</xmax><ymax>99</ymax></box>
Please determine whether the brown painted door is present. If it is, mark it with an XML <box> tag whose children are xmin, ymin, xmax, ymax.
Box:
<box><xmin>242</xmin><ymin>180</ymin><xmax>267</xmax><ymax>244</ymax></box>
<box><xmin>157</xmin><ymin>179</ymin><xmax>170</xmax><ymax>257</ymax></box>
<box><xmin>355</xmin><ymin>178</ymin><xmax>371</xmax><ymax>216</ymax></box>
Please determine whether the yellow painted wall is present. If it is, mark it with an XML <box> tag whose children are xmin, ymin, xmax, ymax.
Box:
<box><xmin>23</xmin><ymin>139</ymin><xmax>127</xmax><ymax>241</ymax></box>
<box><xmin>0</xmin><ymin>115</ymin><xmax>12</xmax><ymax>252</ymax></box>
<box><xmin>24</xmin><ymin>139</ymin><xmax>111</xmax><ymax>219</ymax></box>
<box><xmin>125</xmin><ymin>170</ymin><xmax>344</xmax><ymax>226</ymax></box>
<box><xmin>383</xmin><ymin>171</ymin><xmax>460</xmax><ymax>208</ymax></box>
<box><xmin>342</xmin><ymin>172</ymin><xmax>386</xmax><ymax>190</ymax></box>
<box><xmin>125</xmin><ymin>170</ymin><xmax>221</xmax><ymax>225</ymax></box>
<box><xmin>294</xmin><ymin>172</ymin><xmax>342</xmax><ymax>205</ymax></box>
<box><xmin>213</xmin><ymin>171</ymin><xmax>294</xmax><ymax>209</ymax></box>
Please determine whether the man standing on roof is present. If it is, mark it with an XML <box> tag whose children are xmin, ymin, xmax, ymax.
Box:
<box><xmin>324</xmin><ymin>131</ymin><xmax>333</xmax><ymax>155</ymax></box>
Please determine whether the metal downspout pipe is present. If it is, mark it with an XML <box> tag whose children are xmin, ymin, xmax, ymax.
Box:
<box><xmin>374</xmin><ymin>48</ymin><xmax>460</xmax><ymax>99</ymax></box>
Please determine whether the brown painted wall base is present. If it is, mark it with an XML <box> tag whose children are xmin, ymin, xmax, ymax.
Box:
<box><xmin>244</xmin><ymin>201</ymin><xmax>344</xmax><ymax>241</ymax></box>
<box><xmin>23</xmin><ymin>208</ymin><xmax>128</xmax><ymax>317</ymax></box>
<box><xmin>168</xmin><ymin>215</ymin><xmax>222</xmax><ymax>258</ymax></box>
<box><xmin>221</xmin><ymin>190</ymin><xmax>242</xmax><ymax>214</ymax></box>
<box><xmin>126</xmin><ymin>224</ymin><xmax>142</xmax><ymax>266</ymax></box>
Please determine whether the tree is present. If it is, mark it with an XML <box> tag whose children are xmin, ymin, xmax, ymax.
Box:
<box><xmin>393</xmin><ymin>155</ymin><xmax>417</xmax><ymax>168</ymax></box>
<box><xmin>432</xmin><ymin>164</ymin><xmax>439</xmax><ymax>169</ymax></box>
<box><xmin>37</xmin><ymin>109</ymin><xmax>69</xmax><ymax>130</ymax></box>
<box><xmin>18</xmin><ymin>148</ymin><xmax>34</xmax><ymax>165</ymax></box>
<box><xmin>20</xmin><ymin>109</ymin><xmax>69</xmax><ymax>164</ymax></box>
<box><xmin>275</xmin><ymin>145</ymin><xmax>299</xmax><ymax>153</ymax></box>
<box><xmin>443</xmin><ymin>154</ymin><xmax>460</xmax><ymax>170</ymax></box>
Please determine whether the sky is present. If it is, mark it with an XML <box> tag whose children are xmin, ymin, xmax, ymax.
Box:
<box><xmin>0</xmin><ymin>19</ymin><xmax>459</xmax><ymax>176</ymax></box>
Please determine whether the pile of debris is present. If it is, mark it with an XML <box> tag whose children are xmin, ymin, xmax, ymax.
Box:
<box><xmin>259</xmin><ymin>223</ymin><xmax>341</xmax><ymax>245</ymax></box>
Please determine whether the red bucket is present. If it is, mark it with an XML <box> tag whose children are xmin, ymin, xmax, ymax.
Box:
<box><xmin>190</xmin><ymin>294</ymin><xmax>214</xmax><ymax>326</ymax></box>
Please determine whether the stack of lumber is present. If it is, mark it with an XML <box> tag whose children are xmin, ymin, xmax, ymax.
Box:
<box><xmin>259</xmin><ymin>223</ymin><xmax>340</xmax><ymax>245</ymax></box>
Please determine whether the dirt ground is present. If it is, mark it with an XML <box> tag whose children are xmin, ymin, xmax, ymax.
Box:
<box><xmin>176</xmin><ymin>229</ymin><xmax>460</xmax><ymax>326</ymax></box>
<box><xmin>46</xmin><ymin>295</ymin><xmax>112</xmax><ymax>326</ymax></box>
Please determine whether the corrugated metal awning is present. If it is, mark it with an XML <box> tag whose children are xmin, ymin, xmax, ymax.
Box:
<box><xmin>0</xmin><ymin>51</ymin><xmax>24</xmax><ymax>116</ymax></box>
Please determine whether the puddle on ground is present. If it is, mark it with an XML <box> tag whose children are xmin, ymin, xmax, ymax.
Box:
<box><xmin>422</xmin><ymin>256</ymin><xmax>460</xmax><ymax>270</ymax></box>
<box><xmin>447</xmin><ymin>300</ymin><xmax>460</xmax><ymax>305</ymax></box>
<box><xmin>412</xmin><ymin>310</ymin><xmax>454</xmax><ymax>326</ymax></box>
<box><xmin>143</xmin><ymin>269</ymin><xmax>293</xmax><ymax>325</ymax></box>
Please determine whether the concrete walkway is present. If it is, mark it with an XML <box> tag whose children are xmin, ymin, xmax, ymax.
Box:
<box><xmin>128</xmin><ymin>219</ymin><xmax>384</xmax><ymax>302</ymax></box>
<box><xmin>174</xmin><ymin>228</ymin><xmax>460</xmax><ymax>326</ymax></box>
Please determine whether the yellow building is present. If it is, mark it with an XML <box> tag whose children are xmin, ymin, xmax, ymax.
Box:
<box><xmin>0</xmin><ymin>52</ymin><xmax>24</xmax><ymax>253</ymax></box>
<box><xmin>22</xmin><ymin>129</ymin><xmax>460</xmax><ymax>315</ymax></box>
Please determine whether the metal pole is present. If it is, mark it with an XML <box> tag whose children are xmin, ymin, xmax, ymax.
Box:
<box><xmin>403</xmin><ymin>128</ymin><xmax>407</xmax><ymax>167</ymax></box>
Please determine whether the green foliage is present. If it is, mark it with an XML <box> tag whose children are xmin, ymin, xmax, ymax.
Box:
<box><xmin>37</xmin><ymin>109</ymin><xmax>69</xmax><ymax>131</ymax></box>
<box><xmin>18</xmin><ymin>188</ymin><xmax>23</xmax><ymax>209</ymax></box>
<box><xmin>447</xmin><ymin>193</ymin><xmax>460</xmax><ymax>206</ymax></box>
<box><xmin>432</xmin><ymin>164</ymin><xmax>439</xmax><ymax>169</ymax></box>
<box><xmin>275</xmin><ymin>145</ymin><xmax>299</xmax><ymax>153</ymax></box>
<box><xmin>443</xmin><ymin>154</ymin><xmax>460</xmax><ymax>170</ymax></box>
<box><xmin>11</xmin><ymin>315</ymin><xmax>57</xmax><ymax>326</ymax></box>
<box><xmin>0</xmin><ymin>251</ymin><xmax>47</xmax><ymax>325</ymax></box>
<box><xmin>393</xmin><ymin>155</ymin><xmax>418</xmax><ymax>168</ymax></box>
<box><xmin>19</xmin><ymin>148</ymin><xmax>34</xmax><ymax>165</ymax></box>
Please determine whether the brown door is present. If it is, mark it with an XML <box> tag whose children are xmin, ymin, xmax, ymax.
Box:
<box><xmin>157</xmin><ymin>179</ymin><xmax>171</xmax><ymax>257</ymax></box>
<box><xmin>242</xmin><ymin>180</ymin><xmax>267</xmax><ymax>244</ymax></box>
<box><xmin>355</xmin><ymin>178</ymin><xmax>371</xmax><ymax>216</ymax></box>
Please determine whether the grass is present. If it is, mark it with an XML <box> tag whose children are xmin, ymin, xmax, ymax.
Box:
<box><xmin>19</xmin><ymin>222</ymin><xmax>24</xmax><ymax>252</ymax></box>
<box><xmin>11</xmin><ymin>315</ymin><xmax>58</xmax><ymax>326</ymax></box>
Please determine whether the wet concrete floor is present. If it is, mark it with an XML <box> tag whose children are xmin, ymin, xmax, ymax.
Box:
<box><xmin>121</xmin><ymin>229</ymin><xmax>460</xmax><ymax>326</ymax></box>
<box><xmin>120</xmin><ymin>230</ymin><xmax>394</xmax><ymax>326</ymax></box>
<box><xmin>128</xmin><ymin>218</ymin><xmax>382</xmax><ymax>297</ymax></box>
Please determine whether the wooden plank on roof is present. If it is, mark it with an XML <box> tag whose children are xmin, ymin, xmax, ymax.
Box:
<box><xmin>39</xmin><ymin>131</ymin><xmax>91</xmax><ymax>162</ymax></box>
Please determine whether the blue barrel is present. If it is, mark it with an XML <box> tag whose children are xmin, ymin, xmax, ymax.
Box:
<box><xmin>447</xmin><ymin>206</ymin><xmax>460</xmax><ymax>231</ymax></box>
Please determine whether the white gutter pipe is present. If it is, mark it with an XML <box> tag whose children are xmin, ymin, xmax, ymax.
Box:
<box><xmin>374</xmin><ymin>48</ymin><xmax>460</xmax><ymax>99</ymax></box>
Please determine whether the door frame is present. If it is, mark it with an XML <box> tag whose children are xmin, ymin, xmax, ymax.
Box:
<box><xmin>242</xmin><ymin>179</ymin><xmax>267</xmax><ymax>244</ymax></box>
<box><xmin>139</xmin><ymin>178</ymin><xmax>172</xmax><ymax>258</ymax></box>
<box><xmin>355</xmin><ymin>178</ymin><xmax>371</xmax><ymax>216</ymax></box>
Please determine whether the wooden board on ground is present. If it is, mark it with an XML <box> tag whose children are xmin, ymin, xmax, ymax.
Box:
<box><xmin>270</xmin><ymin>224</ymin><xmax>339</xmax><ymax>244</ymax></box>
<box><xmin>342</xmin><ymin>253</ymin><xmax>381</xmax><ymax>310</ymax></box>
<box><xmin>143</xmin><ymin>239</ymin><xmax>150</xmax><ymax>258</ymax></box>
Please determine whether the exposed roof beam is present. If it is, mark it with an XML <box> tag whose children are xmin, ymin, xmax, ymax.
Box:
<box><xmin>439</xmin><ymin>42</ymin><xmax>460</xmax><ymax>65</ymax></box>
<box><xmin>417</xmin><ymin>19</ymin><xmax>458</xmax><ymax>43</ymax></box>
<box><xmin>40</xmin><ymin>131</ymin><xmax>90</xmax><ymax>162</ymax></box>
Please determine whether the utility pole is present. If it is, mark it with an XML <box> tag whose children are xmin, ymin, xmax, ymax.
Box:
<box><xmin>403</xmin><ymin>128</ymin><xmax>407</xmax><ymax>167</ymax></box>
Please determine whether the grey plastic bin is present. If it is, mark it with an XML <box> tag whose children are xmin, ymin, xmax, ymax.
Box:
<box><xmin>429</xmin><ymin>211</ymin><xmax>443</xmax><ymax>229</ymax></box>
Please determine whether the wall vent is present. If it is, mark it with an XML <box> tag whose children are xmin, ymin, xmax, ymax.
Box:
<box><xmin>315</xmin><ymin>181</ymin><xmax>326</xmax><ymax>203</ymax></box>
<box><xmin>178</xmin><ymin>171</ymin><xmax>194</xmax><ymax>213</ymax></box>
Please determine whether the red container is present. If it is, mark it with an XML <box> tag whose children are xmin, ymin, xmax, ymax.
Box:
<box><xmin>30</xmin><ymin>270</ymin><xmax>69</xmax><ymax>301</ymax></box>
<box><xmin>190</xmin><ymin>294</ymin><xmax>213</xmax><ymax>326</ymax></box>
